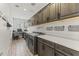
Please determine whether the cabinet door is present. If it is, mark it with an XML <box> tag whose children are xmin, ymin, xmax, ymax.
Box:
<box><xmin>34</xmin><ymin>15</ymin><xmax>38</xmax><ymax>25</ymax></box>
<box><xmin>60</xmin><ymin>3</ymin><xmax>79</xmax><ymax>19</ymax></box>
<box><xmin>44</xmin><ymin>44</ymin><xmax>54</xmax><ymax>56</ymax></box>
<box><xmin>60</xmin><ymin>3</ymin><xmax>71</xmax><ymax>19</ymax></box>
<box><xmin>32</xmin><ymin>16</ymin><xmax>36</xmax><ymax>25</ymax></box>
<box><xmin>38</xmin><ymin>41</ymin><xmax>45</xmax><ymax>56</ymax></box>
<box><xmin>55</xmin><ymin>3</ymin><xmax>61</xmax><ymax>19</ymax></box>
<box><xmin>26</xmin><ymin>34</ymin><xmax>29</xmax><ymax>45</ymax></box>
<box><xmin>70</xmin><ymin>3</ymin><xmax>79</xmax><ymax>15</ymax></box>
<box><xmin>38</xmin><ymin>11</ymin><xmax>43</xmax><ymax>24</ymax></box>
<box><xmin>36</xmin><ymin>14</ymin><xmax>40</xmax><ymax>25</ymax></box>
<box><xmin>36</xmin><ymin>14</ymin><xmax>39</xmax><ymax>25</ymax></box>
<box><xmin>42</xmin><ymin>6</ymin><xmax>50</xmax><ymax>23</ymax></box>
<box><xmin>31</xmin><ymin>17</ymin><xmax>34</xmax><ymax>25</ymax></box>
<box><xmin>28</xmin><ymin>38</ymin><xmax>34</xmax><ymax>53</ymax></box>
<box><xmin>49</xmin><ymin>3</ymin><xmax>56</xmax><ymax>21</ymax></box>
<box><xmin>38</xmin><ymin>40</ymin><xmax>54</xmax><ymax>56</ymax></box>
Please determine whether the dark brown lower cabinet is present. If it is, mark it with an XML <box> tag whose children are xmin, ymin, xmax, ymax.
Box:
<box><xmin>44</xmin><ymin>44</ymin><xmax>54</xmax><ymax>56</ymax></box>
<box><xmin>38</xmin><ymin>39</ymin><xmax>54</xmax><ymax>56</ymax></box>
<box><xmin>55</xmin><ymin>43</ymin><xmax>79</xmax><ymax>56</ymax></box>
<box><xmin>28</xmin><ymin>37</ymin><xmax>34</xmax><ymax>53</ymax></box>
<box><xmin>37</xmin><ymin>37</ymin><xmax>79</xmax><ymax>56</ymax></box>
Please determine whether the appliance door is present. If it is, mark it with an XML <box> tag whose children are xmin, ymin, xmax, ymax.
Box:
<box><xmin>28</xmin><ymin>36</ymin><xmax>34</xmax><ymax>54</ymax></box>
<box><xmin>26</xmin><ymin>34</ymin><xmax>29</xmax><ymax>45</ymax></box>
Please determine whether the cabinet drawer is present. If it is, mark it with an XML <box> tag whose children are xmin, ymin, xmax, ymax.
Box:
<box><xmin>38</xmin><ymin>37</ymin><xmax>54</xmax><ymax>48</ymax></box>
<box><xmin>55</xmin><ymin>43</ymin><xmax>79</xmax><ymax>56</ymax></box>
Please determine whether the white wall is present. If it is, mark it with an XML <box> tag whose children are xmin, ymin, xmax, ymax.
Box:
<box><xmin>13</xmin><ymin>18</ymin><xmax>26</xmax><ymax>31</ymax></box>
<box><xmin>27</xmin><ymin>16</ymin><xmax>79</xmax><ymax>41</ymax></box>
<box><xmin>0</xmin><ymin>4</ymin><xmax>12</xmax><ymax>55</ymax></box>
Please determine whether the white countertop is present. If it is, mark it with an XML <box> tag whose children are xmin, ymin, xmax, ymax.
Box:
<box><xmin>38</xmin><ymin>35</ymin><xmax>79</xmax><ymax>51</ymax></box>
<box><xmin>26</xmin><ymin>32</ymin><xmax>40</xmax><ymax>36</ymax></box>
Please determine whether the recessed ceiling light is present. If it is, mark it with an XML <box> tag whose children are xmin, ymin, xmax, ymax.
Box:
<box><xmin>24</xmin><ymin>9</ymin><xmax>27</xmax><ymax>11</ymax></box>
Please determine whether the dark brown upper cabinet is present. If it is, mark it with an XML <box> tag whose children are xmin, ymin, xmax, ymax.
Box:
<box><xmin>32</xmin><ymin>16</ymin><xmax>37</xmax><ymax>25</ymax></box>
<box><xmin>60</xmin><ymin>3</ymin><xmax>79</xmax><ymax>19</ymax></box>
<box><xmin>38</xmin><ymin>11</ymin><xmax>43</xmax><ymax>24</ymax></box>
<box><xmin>70</xmin><ymin>3</ymin><xmax>79</xmax><ymax>17</ymax></box>
<box><xmin>49</xmin><ymin>4</ymin><xmax>56</xmax><ymax>21</ymax></box>
<box><xmin>60</xmin><ymin>3</ymin><xmax>72</xmax><ymax>19</ymax></box>
<box><xmin>42</xmin><ymin>5</ymin><xmax>50</xmax><ymax>23</ymax></box>
<box><xmin>30</xmin><ymin>3</ymin><xmax>79</xmax><ymax>26</ymax></box>
<box><xmin>49</xmin><ymin>3</ymin><xmax>60</xmax><ymax>21</ymax></box>
<box><xmin>32</xmin><ymin>18</ymin><xmax>35</xmax><ymax>26</ymax></box>
<box><xmin>34</xmin><ymin>15</ymin><xmax>39</xmax><ymax>25</ymax></box>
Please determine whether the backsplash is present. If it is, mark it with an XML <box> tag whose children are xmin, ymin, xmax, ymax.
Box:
<box><xmin>27</xmin><ymin>16</ymin><xmax>79</xmax><ymax>41</ymax></box>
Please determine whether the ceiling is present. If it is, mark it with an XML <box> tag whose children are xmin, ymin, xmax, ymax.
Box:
<box><xmin>9</xmin><ymin>3</ymin><xmax>48</xmax><ymax>20</ymax></box>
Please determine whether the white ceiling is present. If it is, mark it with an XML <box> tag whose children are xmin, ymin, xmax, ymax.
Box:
<box><xmin>9</xmin><ymin>3</ymin><xmax>48</xmax><ymax>20</ymax></box>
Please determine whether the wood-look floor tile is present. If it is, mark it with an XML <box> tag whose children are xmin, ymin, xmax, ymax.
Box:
<box><xmin>7</xmin><ymin>38</ymin><xmax>33</xmax><ymax>56</ymax></box>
